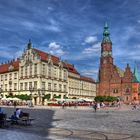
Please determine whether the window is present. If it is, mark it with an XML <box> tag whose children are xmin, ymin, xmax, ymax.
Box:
<box><xmin>1</xmin><ymin>75</ymin><xmax>3</xmax><ymax>81</ymax></box>
<box><xmin>5</xmin><ymin>84</ymin><xmax>7</xmax><ymax>91</ymax></box>
<box><xmin>113</xmin><ymin>89</ymin><xmax>118</xmax><ymax>93</ymax></box>
<box><xmin>14</xmin><ymin>83</ymin><xmax>16</xmax><ymax>90</ymax></box>
<box><xmin>126</xmin><ymin>96</ymin><xmax>129</xmax><ymax>101</ymax></box>
<box><xmin>29</xmin><ymin>82</ymin><xmax>32</xmax><ymax>89</ymax></box>
<box><xmin>59</xmin><ymin>84</ymin><xmax>62</xmax><ymax>91</ymax></box>
<box><xmin>126</xmin><ymin>87</ymin><xmax>130</xmax><ymax>93</ymax></box>
<box><xmin>25</xmin><ymin>66</ymin><xmax>27</xmax><ymax>76</ymax></box>
<box><xmin>64</xmin><ymin>70</ymin><xmax>67</xmax><ymax>80</ymax></box>
<box><xmin>59</xmin><ymin>69</ymin><xmax>62</xmax><ymax>79</ymax></box>
<box><xmin>30</xmin><ymin>65</ymin><xmax>32</xmax><ymax>76</ymax></box>
<box><xmin>42</xmin><ymin>64</ymin><xmax>45</xmax><ymax>75</ymax></box>
<box><xmin>21</xmin><ymin>67</ymin><xmax>23</xmax><ymax>77</ymax></box>
<box><xmin>48</xmin><ymin>65</ymin><xmax>51</xmax><ymax>77</ymax></box>
<box><xmin>14</xmin><ymin>73</ymin><xmax>17</xmax><ymax>79</ymax></box>
<box><xmin>54</xmin><ymin>67</ymin><xmax>57</xmax><ymax>78</ymax></box>
<box><xmin>9</xmin><ymin>73</ymin><xmax>12</xmax><ymax>80</ymax></box>
<box><xmin>20</xmin><ymin>83</ymin><xmax>23</xmax><ymax>90</ymax></box>
<box><xmin>48</xmin><ymin>83</ymin><xmax>51</xmax><ymax>90</ymax></box>
<box><xmin>34</xmin><ymin>81</ymin><xmax>37</xmax><ymax>90</ymax></box>
<box><xmin>42</xmin><ymin>82</ymin><xmax>45</xmax><ymax>90</ymax></box>
<box><xmin>64</xmin><ymin>85</ymin><xmax>67</xmax><ymax>92</ymax></box>
<box><xmin>34</xmin><ymin>64</ymin><xmax>37</xmax><ymax>75</ymax></box>
<box><xmin>54</xmin><ymin>83</ymin><xmax>57</xmax><ymax>91</ymax></box>
<box><xmin>5</xmin><ymin>74</ymin><xmax>7</xmax><ymax>80</ymax></box>
<box><xmin>25</xmin><ymin>82</ymin><xmax>28</xmax><ymax>90</ymax></box>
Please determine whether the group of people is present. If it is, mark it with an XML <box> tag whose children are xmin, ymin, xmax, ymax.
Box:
<box><xmin>92</xmin><ymin>102</ymin><xmax>106</xmax><ymax>112</ymax></box>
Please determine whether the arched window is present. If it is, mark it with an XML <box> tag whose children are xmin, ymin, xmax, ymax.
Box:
<box><xmin>113</xmin><ymin>89</ymin><xmax>118</xmax><ymax>93</ymax></box>
<box><xmin>125</xmin><ymin>87</ymin><xmax>130</xmax><ymax>93</ymax></box>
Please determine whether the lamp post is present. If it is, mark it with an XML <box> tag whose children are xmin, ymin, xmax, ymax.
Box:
<box><xmin>29</xmin><ymin>86</ymin><xmax>34</xmax><ymax>107</ymax></box>
<box><xmin>38</xmin><ymin>89</ymin><xmax>45</xmax><ymax>105</ymax></box>
<box><xmin>0</xmin><ymin>88</ymin><xmax>2</xmax><ymax>105</ymax></box>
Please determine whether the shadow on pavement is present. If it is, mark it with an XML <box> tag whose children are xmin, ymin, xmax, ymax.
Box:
<box><xmin>1</xmin><ymin>107</ymin><xmax>58</xmax><ymax>140</ymax></box>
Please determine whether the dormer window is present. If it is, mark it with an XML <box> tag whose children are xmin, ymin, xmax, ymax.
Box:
<box><xmin>8</xmin><ymin>65</ymin><xmax>14</xmax><ymax>71</ymax></box>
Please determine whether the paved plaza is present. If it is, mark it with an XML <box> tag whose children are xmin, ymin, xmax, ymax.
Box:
<box><xmin>1</xmin><ymin>105</ymin><xmax>140</xmax><ymax>140</ymax></box>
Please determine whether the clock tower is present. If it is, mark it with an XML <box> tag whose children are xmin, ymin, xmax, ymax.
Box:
<box><xmin>99</xmin><ymin>23</ymin><xmax>113</xmax><ymax>82</ymax></box>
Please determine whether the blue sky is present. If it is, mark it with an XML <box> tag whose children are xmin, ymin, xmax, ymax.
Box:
<box><xmin>0</xmin><ymin>0</ymin><xmax>140</xmax><ymax>80</ymax></box>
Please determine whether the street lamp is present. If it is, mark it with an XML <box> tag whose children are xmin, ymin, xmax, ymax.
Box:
<box><xmin>29</xmin><ymin>86</ymin><xmax>34</xmax><ymax>107</ymax></box>
<box><xmin>38</xmin><ymin>89</ymin><xmax>45</xmax><ymax>105</ymax></box>
<box><xmin>0</xmin><ymin>88</ymin><xmax>2</xmax><ymax>104</ymax></box>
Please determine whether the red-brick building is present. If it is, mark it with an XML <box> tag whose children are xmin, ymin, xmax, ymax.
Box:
<box><xmin>97</xmin><ymin>23</ymin><xmax>140</xmax><ymax>103</ymax></box>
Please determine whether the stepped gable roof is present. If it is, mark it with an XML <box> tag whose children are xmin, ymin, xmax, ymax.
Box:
<box><xmin>0</xmin><ymin>60</ymin><xmax>19</xmax><ymax>74</ymax></box>
<box><xmin>33</xmin><ymin>48</ymin><xmax>60</xmax><ymax>65</ymax></box>
<box><xmin>80</xmin><ymin>75</ymin><xmax>95</xmax><ymax>83</ymax></box>
<box><xmin>34</xmin><ymin>48</ymin><xmax>79</xmax><ymax>74</ymax></box>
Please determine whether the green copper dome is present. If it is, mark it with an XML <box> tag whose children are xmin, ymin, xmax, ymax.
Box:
<box><xmin>102</xmin><ymin>22</ymin><xmax>112</xmax><ymax>43</ymax></box>
<box><xmin>132</xmin><ymin>63</ymin><xmax>140</xmax><ymax>83</ymax></box>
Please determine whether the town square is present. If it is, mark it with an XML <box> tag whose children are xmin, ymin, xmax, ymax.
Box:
<box><xmin>0</xmin><ymin>105</ymin><xmax>140</xmax><ymax>140</ymax></box>
<box><xmin>0</xmin><ymin>0</ymin><xmax>140</xmax><ymax>140</ymax></box>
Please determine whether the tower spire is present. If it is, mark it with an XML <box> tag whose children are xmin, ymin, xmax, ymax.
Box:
<box><xmin>102</xmin><ymin>22</ymin><xmax>112</xmax><ymax>44</ymax></box>
<box><xmin>27</xmin><ymin>39</ymin><xmax>32</xmax><ymax>49</ymax></box>
<box><xmin>133</xmin><ymin>62</ymin><xmax>140</xmax><ymax>82</ymax></box>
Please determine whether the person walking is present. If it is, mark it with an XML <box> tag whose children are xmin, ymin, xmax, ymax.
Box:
<box><xmin>93</xmin><ymin>102</ymin><xmax>97</xmax><ymax>112</ymax></box>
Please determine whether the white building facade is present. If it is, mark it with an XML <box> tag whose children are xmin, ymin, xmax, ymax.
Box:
<box><xmin>0</xmin><ymin>41</ymin><xmax>96</xmax><ymax>105</ymax></box>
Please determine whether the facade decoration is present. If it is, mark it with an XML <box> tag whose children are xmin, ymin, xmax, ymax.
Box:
<box><xmin>97</xmin><ymin>23</ymin><xmax>140</xmax><ymax>103</ymax></box>
<box><xmin>0</xmin><ymin>41</ymin><xmax>96</xmax><ymax>105</ymax></box>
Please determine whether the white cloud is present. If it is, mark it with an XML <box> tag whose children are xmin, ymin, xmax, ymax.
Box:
<box><xmin>137</xmin><ymin>20</ymin><xmax>140</xmax><ymax>24</ymax></box>
<box><xmin>14</xmin><ymin>50</ymin><xmax>23</xmax><ymax>58</ymax></box>
<box><xmin>48</xmin><ymin>42</ymin><xmax>61</xmax><ymax>49</ymax></box>
<box><xmin>82</xmin><ymin>42</ymin><xmax>100</xmax><ymax>54</ymax></box>
<box><xmin>21</xmin><ymin>21</ymin><xmax>35</xmax><ymax>29</ymax></box>
<box><xmin>80</xmin><ymin>69</ymin><xmax>99</xmax><ymax>80</ymax></box>
<box><xmin>48</xmin><ymin>42</ymin><xmax>65</xmax><ymax>56</ymax></box>
<box><xmin>84</xmin><ymin>36</ymin><xmax>97</xmax><ymax>44</ymax></box>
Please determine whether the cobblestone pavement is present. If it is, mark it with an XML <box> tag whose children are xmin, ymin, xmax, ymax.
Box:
<box><xmin>1</xmin><ymin>106</ymin><xmax>140</xmax><ymax>140</ymax></box>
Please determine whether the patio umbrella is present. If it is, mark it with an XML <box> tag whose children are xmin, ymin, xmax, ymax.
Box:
<box><xmin>1</xmin><ymin>97</ymin><xmax>7</xmax><ymax>101</ymax></box>
<box><xmin>12</xmin><ymin>97</ymin><xmax>21</xmax><ymax>101</ymax></box>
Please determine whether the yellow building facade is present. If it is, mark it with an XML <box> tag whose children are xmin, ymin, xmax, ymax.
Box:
<box><xmin>0</xmin><ymin>41</ymin><xmax>96</xmax><ymax>105</ymax></box>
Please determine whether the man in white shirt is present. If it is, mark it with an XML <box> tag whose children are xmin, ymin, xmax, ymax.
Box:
<box><xmin>16</xmin><ymin>108</ymin><xmax>21</xmax><ymax>119</ymax></box>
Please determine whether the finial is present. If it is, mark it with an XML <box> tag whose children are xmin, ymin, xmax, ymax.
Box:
<box><xmin>104</xmin><ymin>22</ymin><xmax>108</xmax><ymax>29</ymax></box>
<box><xmin>102</xmin><ymin>22</ymin><xmax>111</xmax><ymax>44</ymax></box>
<box><xmin>27</xmin><ymin>39</ymin><xmax>32</xmax><ymax>49</ymax></box>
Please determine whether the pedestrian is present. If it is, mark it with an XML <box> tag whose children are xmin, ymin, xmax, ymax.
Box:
<box><xmin>13</xmin><ymin>101</ymin><xmax>17</xmax><ymax>108</ymax></box>
<box><xmin>62</xmin><ymin>102</ymin><xmax>65</xmax><ymax>109</ymax></box>
<box><xmin>93</xmin><ymin>102</ymin><xmax>97</xmax><ymax>112</ymax></box>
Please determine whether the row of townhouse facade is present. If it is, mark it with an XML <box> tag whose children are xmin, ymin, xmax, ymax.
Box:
<box><xmin>0</xmin><ymin>41</ymin><xmax>96</xmax><ymax>105</ymax></box>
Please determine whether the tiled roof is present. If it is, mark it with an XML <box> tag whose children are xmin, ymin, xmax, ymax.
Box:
<box><xmin>132</xmin><ymin>63</ymin><xmax>140</xmax><ymax>83</ymax></box>
<box><xmin>0</xmin><ymin>48</ymin><xmax>80</xmax><ymax>75</ymax></box>
<box><xmin>115</xmin><ymin>66</ymin><xmax>124</xmax><ymax>77</ymax></box>
<box><xmin>34</xmin><ymin>48</ymin><xmax>79</xmax><ymax>74</ymax></box>
<box><xmin>0</xmin><ymin>60</ymin><xmax>19</xmax><ymax>74</ymax></box>
<box><xmin>80</xmin><ymin>75</ymin><xmax>95</xmax><ymax>83</ymax></box>
<box><xmin>33</xmin><ymin>48</ymin><xmax>60</xmax><ymax>65</ymax></box>
<box><xmin>63</xmin><ymin>63</ymin><xmax>79</xmax><ymax>74</ymax></box>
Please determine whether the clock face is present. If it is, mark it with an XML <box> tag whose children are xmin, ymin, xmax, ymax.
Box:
<box><xmin>108</xmin><ymin>51</ymin><xmax>112</xmax><ymax>55</ymax></box>
<box><xmin>102</xmin><ymin>51</ymin><xmax>108</xmax><ymax>57</ymax></box>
